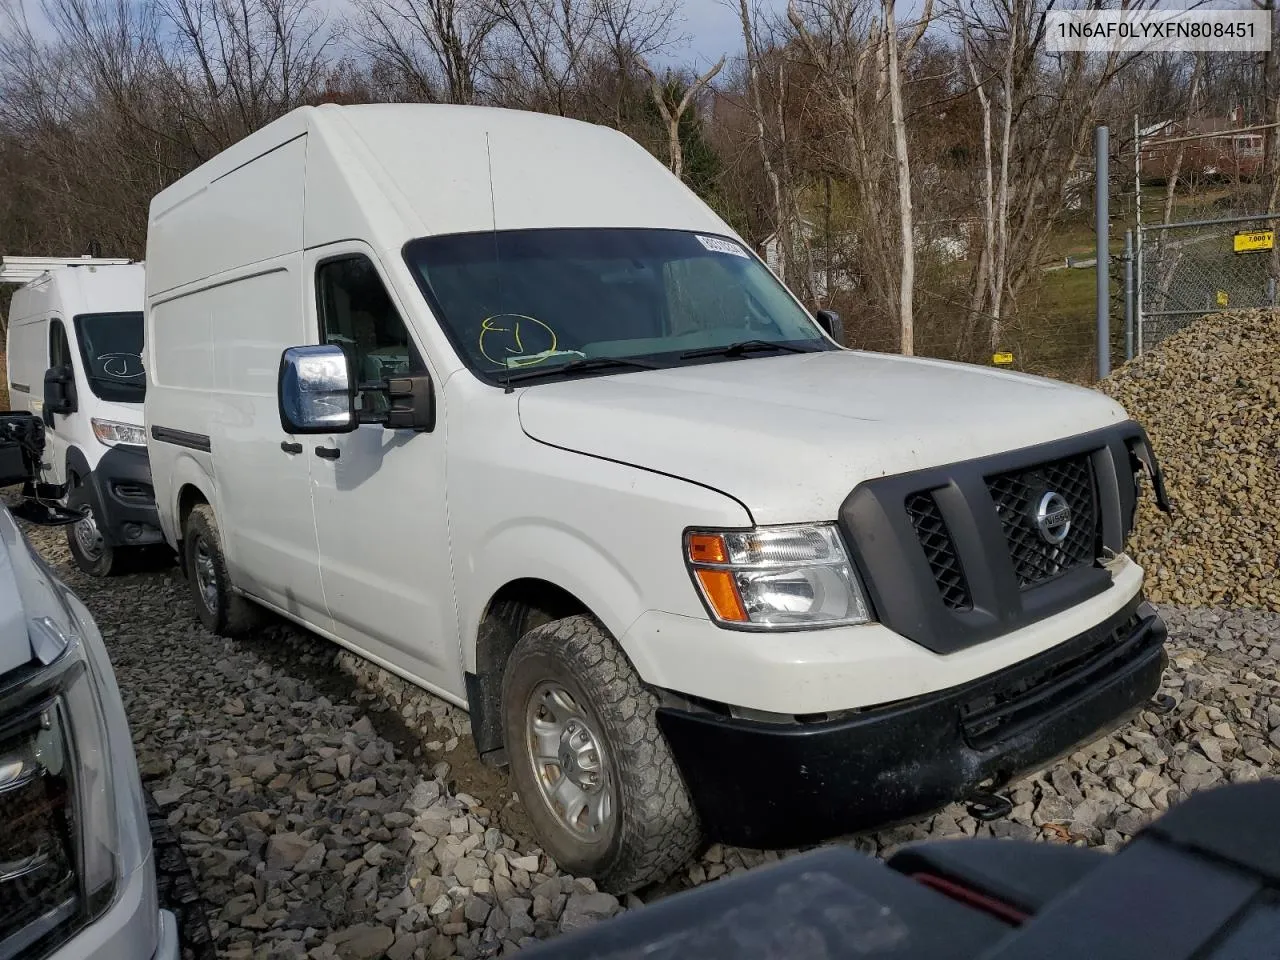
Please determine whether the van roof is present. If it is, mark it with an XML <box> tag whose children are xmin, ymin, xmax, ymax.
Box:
<box><xmin>150</xmin><ymin>103</ymin><xmax>732</xmax><ymax>242</ymax></box>
<box><xmin>0</xmin><ymin>257</ymin><xmax>134</xmax><ymax>287</ymax></box>
<box><xmin>6</xmin><ymin>261</ymin><xmax>145</xmax><ymax>324</ymax></box>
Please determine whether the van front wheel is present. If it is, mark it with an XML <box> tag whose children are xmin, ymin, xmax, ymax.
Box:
<box><xmin>66</xmin><ymin>500</ymin><xmax>121</xmax><ymax>577</ymax></box>
<box><xmin>183</xmin><ymin>504</ymin><xmax>259</xmax><ymax>636</ymax></box>
<box><xmin>501</xmin><ymin>615</ymin><xmax>701</xmax><ymax>893</ymax></box>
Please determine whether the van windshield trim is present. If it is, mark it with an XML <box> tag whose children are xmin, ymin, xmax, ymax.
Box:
<box><xmin>401</xmin><ymin>226</ymin><xmax>833</xmax><ymax>387</ymax></box>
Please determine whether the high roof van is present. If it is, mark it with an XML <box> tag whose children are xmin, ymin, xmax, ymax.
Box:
<box><xmin>143</xmin><ymin>103</ymin><xmax>1170</xmax><ymax>891</ymax></box>
<box><xmin>4</xmin><ymin>258</ymin><xmax>164</xmax><ymax>574</ymax></box>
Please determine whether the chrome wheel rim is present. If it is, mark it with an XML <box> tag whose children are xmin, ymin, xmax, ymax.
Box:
<box><xmin>192</xmin><ymin>538</ymin><xmax>218</xmax><ymax>612</ymax></box>
<box><xmin>72</xmin><ymin>507</ymin><xmax>104</xmax><ymax>561</ymax></box>
<box><xmin>525</xmin><ymin>682</ymin><xmax>614</xmax><ymax>840</ymax></box>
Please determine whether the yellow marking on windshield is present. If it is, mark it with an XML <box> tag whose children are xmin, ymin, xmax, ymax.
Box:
<box><xmin>479</xmin><ymin>314</ymin><xmax>559</xmax><ymax>367</ymax></box>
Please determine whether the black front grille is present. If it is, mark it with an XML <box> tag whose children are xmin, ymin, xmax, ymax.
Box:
<box><xmin>905</xmin><ymin>492</ymin><xmax>972</xmax><ymax>610</ymax></box>
<box><xmin>987</xmin><ymin>455</ymin><xmax>1098</xmax><ymax>589</ymax></box>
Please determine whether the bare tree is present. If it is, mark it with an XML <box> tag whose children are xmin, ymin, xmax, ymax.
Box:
<box><xmin>353</xmin><ymin>0</ymin><xmax>499</xmax><ymax>103</ymax></box>
<box><xmin>485</xmin><ymin>0</ymin><xmax>606</xmax><ymax>114</ymax></box>
<box><xmin>1161</xmin><ymin>52</ymin><xmax>1204</xmax><ymax>226</ymax></box>
<box><xmin>640</xmin><ymin>56</ymin><xmax>724</xmax><ymax>180</ymax></box>
<box><xmin>953</xmin><ymin>0</ymin><xmax>1152</xmax><ymax>353</ymax></box>
<box><xmin>882</xmin><ymin>0</ymin><xmax>932</xmax><ymax>355</ymax></box>
<box><xmin>598</xmin><ymin>0</ymin><xmax>682</xmax><ymax>125</ymax></box>
<box><xmin>738</xmin><ymin>0</ymin><xmax>787</xmax><ymax>280</ymax></box>
<box><xmin>788</xmin><ymin>0</ymin><xmax>929</xmax><ymax>349</ymax></box>
<box><xmin>157</xmin><ymin>0</ymin><xmax>334</xmax><ymax>152</ymax></box>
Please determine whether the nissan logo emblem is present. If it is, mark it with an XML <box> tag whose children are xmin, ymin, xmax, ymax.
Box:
<box><xmin>1034</xmin><ymin>491</ymin><xmax>1072</xmax><ymax>545</ymax></box>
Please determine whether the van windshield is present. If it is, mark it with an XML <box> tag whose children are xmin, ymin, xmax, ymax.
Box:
<box><xmin>73</xmin><ymin>311</ymin><xmax>145</xmax><ymax>403</ymax></box>
<box><xmin>403</xmin><ymin>228</ymin><xmax>832</xmax><ymax>383</ymax></box>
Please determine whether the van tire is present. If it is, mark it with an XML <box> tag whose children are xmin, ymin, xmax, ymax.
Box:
<box><xmin>66</xmin><ymin>502</ymin><xmax>121</xmax><ymax>577</ymax></box>
<box><xmin>183</xmin><ymin>504</ymin><xmax>259</xmax><ymax>636</ymax></box>
<box><xmin>501</xmin><ymin>615</ymin><xmax>701</xmax><ymax>893</ymax></box>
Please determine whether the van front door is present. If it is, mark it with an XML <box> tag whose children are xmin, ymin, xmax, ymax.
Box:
<box><xmin>305</xmin><ymin>248</ymin><xmax>462</xmax><ymax>700</ymax></box>
<box><xmin>43</xmin><ymin>318</ymin><xmax>73</xmax><ymax>487</ymax></box>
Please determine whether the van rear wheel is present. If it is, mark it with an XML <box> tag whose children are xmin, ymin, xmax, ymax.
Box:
<box><xmin>183</xmin><ymin>504</ymin><xmax>259</xmax><ymax>636</ymax></box>
<box><xmin>501</xmin><ymin>615</ymin><xmax>701</xmax><ymax>893</ymax></box>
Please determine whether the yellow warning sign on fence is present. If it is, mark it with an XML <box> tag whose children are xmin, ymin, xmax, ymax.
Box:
<box><xmin>1234</xmin><ymin>229</ymin><xmax>1274</xmax><ymax>254</ymax></box>
<box><xmin>1216</xmin><ymin>290</ymin><xmax>1230</xmax><ymax>308</ymax></box>
<box><xmin>992</xmin><ymin>352</ymin><xmax>1014</xmax><ymax>366</ymax></box>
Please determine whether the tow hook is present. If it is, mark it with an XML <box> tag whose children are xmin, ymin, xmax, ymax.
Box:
<box><xmin>1148</xmin><ymin>693</ymin><xmax>1176</xmax><ymax>715</ymax></box>
<box><xmin>966</xmin><ymin>791</ymin><xmax>1013</xmax><ymax>822</ymax></box>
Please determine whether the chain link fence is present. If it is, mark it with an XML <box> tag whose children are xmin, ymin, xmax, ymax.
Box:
<box><xmin>1138</xmin><ymin>213</ymin><xmax>1277</xmax><ymax>351</ymax></box>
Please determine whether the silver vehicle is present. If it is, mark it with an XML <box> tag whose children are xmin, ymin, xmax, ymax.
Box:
<box><xmin>0</xmin><ymin>412</ymin><xmax>208</xmax><ymax>960</ymax></box>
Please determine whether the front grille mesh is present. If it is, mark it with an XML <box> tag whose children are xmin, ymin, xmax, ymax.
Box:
<box><xmin>987</xmin><ymin>455</ymin><xmax>1098</xmax><ymax>588</ymax></box>
<box><xmin>905</xmin><ymin>492</ymin><xmax>972</xmax><ymax>610</ymax></box>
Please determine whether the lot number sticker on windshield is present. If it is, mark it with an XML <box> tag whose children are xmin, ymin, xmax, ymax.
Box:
<box><xmin>697</xmin><ymin>235</ymin><xmax>750</xmax><ymax>259</ymax></box>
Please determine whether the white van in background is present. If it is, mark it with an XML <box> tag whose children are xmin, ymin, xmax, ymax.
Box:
<box><xmin>3</xmin><ymin>258</ymin><xmax>164</xmax><ymax>574</ymax></box>
<box><xmin>143</xmin><ymin>104</ymin><xmax>1169</xmax><ymax>892</ymax></box>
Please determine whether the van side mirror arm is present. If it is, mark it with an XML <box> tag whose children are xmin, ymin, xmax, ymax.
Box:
<box><xmin>386</xmin><ymin>375</ymin><xmax>435</xmax><ymax>432</ymax></box>
<box><xmin>352</xmin><ymin>375</ymin><xmax>435</xmax><ymax>432</ymax></box>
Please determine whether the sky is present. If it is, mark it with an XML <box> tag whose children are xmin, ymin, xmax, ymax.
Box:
<box><xmin>12</xmin><ymin>0</ymin><xmax>783</xmax><ymax>70</ymax></box>
<box><xmin>658</xmin><ymin>0</ymin><xmax>775</xmax><ymax>68</ymax></box>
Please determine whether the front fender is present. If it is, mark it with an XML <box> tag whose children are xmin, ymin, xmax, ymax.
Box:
<box><xmin>462</xmin><ymin>519</ymin><xmax>645</xmax><ymax>673</ymax></box>
<box><xmin>164</xmin><ymin>454</ymin><xmax>216</xmax><ymax>546</ymax></box>
<box><xmin>65</xmin><ymin>446</ymin><xmax>94</xmax><ymax>500</ymax></box>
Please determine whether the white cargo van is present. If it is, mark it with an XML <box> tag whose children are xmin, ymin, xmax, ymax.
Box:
<box><xmin>143</xmin><ymin>103</ymin><xmax>1171</xmax><ymax>892</ymax></box>
<box><xmin>4</xmin><ymin>259</ymin><xmax>164</xmax><ymax>575</ymax></box>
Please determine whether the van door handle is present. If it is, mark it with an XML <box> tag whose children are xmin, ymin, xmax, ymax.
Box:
<box><xmin>280</xmin><ymin>441</ymin><xmax>302</xmax><ymax>454</ymax></box>
<box><xmin>315</xmin><ymin>446</ymin><xmax>341</xmax><ymax>460</ymax></box>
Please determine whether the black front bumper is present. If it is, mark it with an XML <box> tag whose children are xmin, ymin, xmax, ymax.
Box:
<box><xmin>657</xmin><ymin>598</ymin><xmax>1167</xmax><ymax>849</ymax></box>
<box><xmin>67</xmin><ymin>446</ymin><xmax>164</xmax><ymax>547</ymax></box>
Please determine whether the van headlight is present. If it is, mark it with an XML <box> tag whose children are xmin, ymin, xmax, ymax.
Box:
<box><xmin>0</xmin><ymin>616</ymin><xmax>118</xmax><ymax>958</ymax></box>
<box><xmin>90</xmin><ymin>418</ymin><xmax>146</xmax><ymax>448</ymax></box>
<box><xmin>684</xmin><ymin>524</ymin><xmax>872</xmax><ymax>630</ymax></box>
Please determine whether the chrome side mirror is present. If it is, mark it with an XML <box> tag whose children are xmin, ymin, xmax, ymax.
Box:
<box><xmin>277</xmin><ymin>345</ymin><xmax>356</xmax><ymax>434</ymax></box>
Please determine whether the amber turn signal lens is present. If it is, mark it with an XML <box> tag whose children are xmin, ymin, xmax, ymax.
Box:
<box><xmin>687</xmin><ymin>533</ymin><xmax>728</xmax><ymax>564</ymax></box>
<box><xmin>694</xmin><ymin>569</ymin><xmax>747</xmax><ymax>622</ymax></box>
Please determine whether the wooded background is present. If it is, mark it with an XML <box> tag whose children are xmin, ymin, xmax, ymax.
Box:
<box><xmin>2</xmin><ymin>0</ymin><xmax>1276</xmax><ymax>379</ymax></box>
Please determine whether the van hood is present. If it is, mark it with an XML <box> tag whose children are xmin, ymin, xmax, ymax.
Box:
<box><xmin>94</xmin><ymin>398</ymin><xmax>145</xmax><ymax>427</ymax></box>
<box><xmin>516</xmin><ymin>351</ymin><xmax>1130</xmax><ymax>523</ymax></box>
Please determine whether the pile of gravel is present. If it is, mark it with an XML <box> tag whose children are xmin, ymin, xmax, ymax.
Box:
<box><xmin>1100</xmin><ymin>308</ymin><xmax>1280</xmax><ymax>611</ymax></box>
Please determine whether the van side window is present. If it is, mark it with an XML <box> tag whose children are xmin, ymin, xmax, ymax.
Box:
<box><xmin>49</xmin><ymin>319</ymin><xmax>72</xmax><ymax>369</ymax></box>
<box><xmin>316</xmin><ymin>257</ymin><xmax>421</xmax><ymax>414</ymax></box>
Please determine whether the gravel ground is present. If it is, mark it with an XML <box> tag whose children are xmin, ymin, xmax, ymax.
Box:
<box><xmin>17</xmin><ymin>521</ymin><xmax>1280</xmax><ymax>959</ymax></box>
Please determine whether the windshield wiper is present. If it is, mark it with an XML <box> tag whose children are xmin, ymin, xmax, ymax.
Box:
<box><xmin>678</xmin><ymin>340</ymin><xmax>813</xmax><ymax>361</ymax></box>
<box><xmin>501</xmin><ymin>355</ymin><xmax>662</xmax><ymax>393</ymax></box>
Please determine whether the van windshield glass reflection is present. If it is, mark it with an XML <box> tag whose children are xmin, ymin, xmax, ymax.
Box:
<box><xmin>74</xmin><ymin>311</ymin><xmax>145</xmax><ymax>403</ymax></box>
<box><xmin>403</xmin><ymin>228</ymin><xmax>831</xmax><ymax>383</ymax></box>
